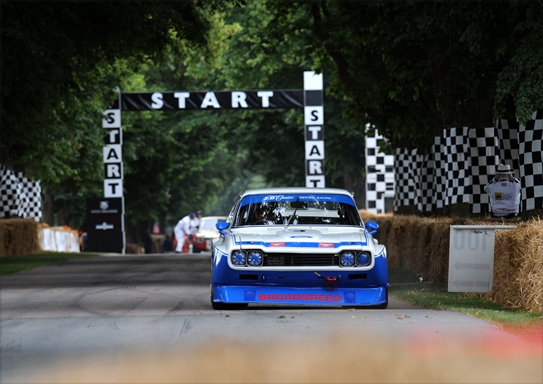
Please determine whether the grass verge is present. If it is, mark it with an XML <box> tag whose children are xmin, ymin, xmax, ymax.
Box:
<box><xmin>389</xmin><ymin>266</ymin><xmax>542</xmax><ymax>327</ymax></box>
<box><xmin>0</xmin><ymin>251</ymin><xmax>99</xmax><ymax>276</ymax></box>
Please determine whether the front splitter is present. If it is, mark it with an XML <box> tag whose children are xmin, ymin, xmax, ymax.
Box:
<box><xmin>212</xmin><ymin>284</ymin><xmax>388</xmax><ymax>306</ymax></box>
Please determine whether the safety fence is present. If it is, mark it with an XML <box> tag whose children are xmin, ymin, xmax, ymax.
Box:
<box><xmin>393</xmin><ymin>110</ymin><xmax>543</xmax><ymax>214</ymax></box>
<box><xmin>0</xmin><ymin>165</ymin><xmax>42</xmax><ymax>221</ymax></box>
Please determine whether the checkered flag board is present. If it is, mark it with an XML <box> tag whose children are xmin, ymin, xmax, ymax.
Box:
<box><xmin>1</xmin><ymin>165</ymin><xmax>19</xmax><ymax>218</ymax></box>
<box><xmin>365</xmin><ymin>132</ymin><xmax>395</xmax><ymax>213</ymax></box>
<box><xmin>0</xmin><ymin>165</ymin><xmax>42</xmax><ymax>221</ymax></box>
<box><xmin>519</xmin><ymin>110</ymin><xmax>543</xmax><ymax>212</ymax></box>
<box><xmin>415</xmin><ymin>152</ymin><xmax>434</xmax><ymax>212</ymax></box>
<box><xmin>18</xmin><ymin>172</ymin><xmax>42</xmax><ymax>221</ymax></box>
<box><xmin>442</xmin><ymin>127</ymin><xmax>471</xmax><ymax>206</ymax></box>
<box><xmin>393</xmin><ymin>148</ymin><xmax>417</xmax><ymax>209</ymax></box>
<box><xmin>496</xmin><ymin>119</ymin><xmax>520</xmax><ymax>174</ymax></box>
<box><xmin>468</xmin><ymin>127</ymin><xmax>499</xmax><ymax>213</ymax></box>
<box><xmin>432</xmin><ymin>136</ymin><xmax>446</xmax><ymax>209</ymax></box>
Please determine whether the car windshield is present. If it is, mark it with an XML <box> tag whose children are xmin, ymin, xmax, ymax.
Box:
<box><xmin>232</xmin><ymin>193</ymin><xmax>362</xmax><ymax>227</ymax></box>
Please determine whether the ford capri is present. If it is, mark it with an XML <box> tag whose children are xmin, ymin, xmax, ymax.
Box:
<box><xmin>211</xmin><ymin>187</ymin><xmax>389</xmax><ymax>309</ymax></box>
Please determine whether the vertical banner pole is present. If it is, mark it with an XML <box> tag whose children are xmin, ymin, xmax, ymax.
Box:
<box><xmin>303</xmin><ymin>71</ymin><xmax>325</xmax><ymax>188</ymax></box>
<box><xmin>99</xmin><ymin>90</ymin><xmax>126</xmax><ymax>254</ymax></box>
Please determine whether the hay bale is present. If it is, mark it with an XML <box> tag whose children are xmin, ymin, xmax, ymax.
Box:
<box><xmin>426</xmin><ymin>218</ymin><xmax>453</xmax><ymax>282</ymax></box>
<box><xmin>357</xmin><ymin>211</ymin><xmax>543</xmax><ymax>312</ymax></box>
<box><xmin>126</xmin><ymin>243</ymin><xmax>144</xmax><ymax>254</ymax></box>
<box><xmin>489</xmin><ymin>219</ymin><xmax>543</xmax><ymax>312</ymax></box>
<box><xmin>0</xmin><ymin>218</ymin><xmax>39</xmax><ymax>257</ymax></box>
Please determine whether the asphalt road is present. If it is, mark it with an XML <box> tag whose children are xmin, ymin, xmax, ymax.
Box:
<box><xmin>1</xmin><ymin>253</ymin><xmax>541</xmax><ymax>383</ymax></box>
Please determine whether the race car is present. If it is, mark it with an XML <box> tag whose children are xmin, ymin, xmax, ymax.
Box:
<box><xmin>210</xmin><ymin>187</ymin><xmax>389</xmax><ymax>309</ymax></box>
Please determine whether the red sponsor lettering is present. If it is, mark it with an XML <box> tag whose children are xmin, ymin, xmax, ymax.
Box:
<box><xmin>270</xmin><ymin>242</ymin><xmax>285</xmax><ymax>247</ymax></box>
<box><xmin>257</xmin><ymin>293</ymin><xmax>343</xmax><ymax>302</ymax></box>
<box><xmin>318</xmin><ymin>243</ymin><xmax>334</xmax><ymax>248</ymax></box>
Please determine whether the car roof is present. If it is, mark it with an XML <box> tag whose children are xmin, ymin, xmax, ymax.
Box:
<box><xmin>239</xmin><ymin>187</ymin><xmax>354</xmax><ymax>197</ymax></box>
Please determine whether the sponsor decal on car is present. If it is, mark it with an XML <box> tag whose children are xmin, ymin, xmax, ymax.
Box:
<box><xmin>257</xmin><ymin>293</ymin><xmax>342</xmax><ymax>302</ymax></box>
<box><xmin>318</xmin><ymin>243</ymin><xmax>334</xmax><ymax>248</ymax></box>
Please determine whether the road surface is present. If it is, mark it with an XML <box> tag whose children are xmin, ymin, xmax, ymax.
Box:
<box><xmin>1</xmin><ymin>253</ymin><xmax>541</xmax><ymax>383</ymax></box>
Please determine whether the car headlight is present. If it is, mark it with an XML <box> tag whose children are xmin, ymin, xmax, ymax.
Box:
<box><xmin>247</xmin><ymin>250</ymin><xmax>263</xmax><ymax>266</ymax></box>
<box><xmin>356</xmin><ymin>252</ymin><xmax>371</xmax><ymax>266</ymax></box>
<box><xmin>231</xmin><ymin>250</ymin><xmax>246</xmax><ymax>266</ymax></box>
<box><xmin>340</xmin><ymin>251</ymin><xmax>355</xmax><ymax>267</ymax></box>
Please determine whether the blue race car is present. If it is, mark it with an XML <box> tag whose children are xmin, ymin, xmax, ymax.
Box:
<box><xmin>211</xmin><ymin>187</ymin><xmax>389</xmax><ymax>309</ymax></box>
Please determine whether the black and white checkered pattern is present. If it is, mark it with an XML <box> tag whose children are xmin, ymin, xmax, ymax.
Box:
<box><xmin>468</xmin><ymin>127</ymin><xmax>500</xmax><ymax>213</ymax></box>
<box><xmin>432</xmin><ymin>136</ymin><xmax>446</xmax><ymax>209</ymax></box>
<box><xmin>519</xmin><ymin>110</ymin><xmax>543</xmax><ymax>212</ymax></box>
<box><xmin>0</xmin><ymin>165</ymin><xmax>42</xmax><ymax>221</ymax></box>
<box><xmin>393</xmin><ymin>148</ymin><xmax>434</xmax><ymax>212</ymax></box>
<box><xmin>496</xmin><ymin>119</ymin><xmax>520</xmax><ymax>175</ymax></box>
<box><xmin>414</xmin><ymin>152</ymin><xmax>434</xmax><ymax>212</ymax></box>
<box><xmin>442</xmin><ymin>127</ymin><xmax>471</xmax><ymax>206</ymax></box>
<box><xmin>393</xmin><ymin>148</ymin><xmax>416</xmax><ymax>209</ymax></box>
<box><xmin>392</xmin><ymin>112</ymin><xmax>542</xmax><ymax>215</ymax></box>
<box><xmin>365</xmin><ymin>132</ymin><xmax>395</xmax><ymax>213</ymax></box>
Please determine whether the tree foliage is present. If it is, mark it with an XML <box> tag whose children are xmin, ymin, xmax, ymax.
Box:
<box><xmin>2</xmin><ymin>0</ymin><xmax>541</xmax><ymax>236</ymax></box>
<box><xmin>1</xmin><ymin>1</ymin><xmax>234</xmax><ymax>234</ymax></box>
<box><xmin>267</xmin><ymin>0</ymin><xmax>543</xmax><ymax>150</ymax></box>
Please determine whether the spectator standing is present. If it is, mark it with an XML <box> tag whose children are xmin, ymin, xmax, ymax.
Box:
<box><xmin>484</xmin><ymin>164</ymin><xmax>521</xmax><ymax>218</ymax></box>
<box><xmin>174</xmin><ymin>213</ymin><xmax>195</xmax><ymax>253</ymax></box>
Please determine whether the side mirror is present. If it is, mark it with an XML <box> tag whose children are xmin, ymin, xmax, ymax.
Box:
<box><xmin>365</xmin><ymin>221</ymin><xmax>379</xmax><ymax>235</ymax></box>
<box><xmin>216</xmin><ymin>220</ymin><xmax>230</xmax><ymax>236</ymax></box>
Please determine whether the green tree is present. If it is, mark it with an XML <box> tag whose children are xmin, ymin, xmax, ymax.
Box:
<box><xmin>266</xmin><ymin>0</ymin><xmax>543</xmax><ymax>151</ymax></box>
<box><xmin>182</xmin><ymin>1</ymin><xmax>368</xmax><ymax>200</ymax></box>
<box><xmin>1</xmin><ymin>1</ymin><xmax>235</xmax><ymax>234</ymax></box>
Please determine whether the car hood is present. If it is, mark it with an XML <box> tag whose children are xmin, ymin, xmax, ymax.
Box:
<box><xmin>230</xmin><ymin>226</ymin><xmax>368</xmax><ymax>247</ymax></box>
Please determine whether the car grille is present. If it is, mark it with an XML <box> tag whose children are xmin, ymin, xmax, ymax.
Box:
<box><xmin>263</xmin><ymin>253</ymin><xmax>340</xmax><ymax>267</ymax></box>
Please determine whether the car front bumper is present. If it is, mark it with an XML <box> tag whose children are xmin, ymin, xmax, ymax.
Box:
<box><xmin>211</xmin><ymin>284</ymin><xmax>388</xmax><ymax>307</ymax></box>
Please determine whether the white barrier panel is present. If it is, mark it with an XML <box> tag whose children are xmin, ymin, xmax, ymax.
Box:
<box><xmin>448</xmin><ymin>225</ymin><xmax>516</xmax><ymax>292</ymax></box>
<box><xmin>38</xmin><ymin>227</ymin><xmax>80</xmax><ymax>253</ymax></box>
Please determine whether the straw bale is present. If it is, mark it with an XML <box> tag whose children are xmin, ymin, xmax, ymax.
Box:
<box><xmin>427</xmin><ymin>218</ymin><xmax>453</xmax><ymax>282</ymax></box>
<box><xmin>487</xmin><ymin>219</ymin><xmax>543</xmax><ymax>312</ymax></box>
<box><xmin>359</xmin><ymin>210</ymin><xmax>378</xmax><ymax>223</ymax></box>
<box><xmin>361</xmin><ymin>212</ymin><xmax>542</xmax><ymax>312</ymax></box>
<box><xmin>0</xmin><ymin>218</ymin><xmax>39</xmax><ymax>257</ymax></box>
<box><xmin>402</xmin><ymin>216</ymin><xmax>426</xmax><ymax>272</ymax></box>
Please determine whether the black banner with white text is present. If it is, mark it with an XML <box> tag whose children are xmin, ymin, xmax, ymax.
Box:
<box><xmin>121</xmin><ymin>90</ymin><xmax>304</xmax><ymax>111</ymax></box>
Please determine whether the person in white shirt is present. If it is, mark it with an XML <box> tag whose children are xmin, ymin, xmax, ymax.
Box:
<box><xmin>174</xmin><ymin>213</ymin><xmax>195</xmax><ymax>253</ymax></box>
<box><xmin>484</xmin><ymin>164</ymin><xmax>521</xmax><ymax>218</ymax></box>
